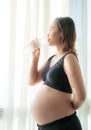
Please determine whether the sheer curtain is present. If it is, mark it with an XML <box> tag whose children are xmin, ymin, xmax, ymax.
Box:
<box><xmin>0</xmin><ymin>0</ymin><xmax>91</xmax><ymax>130</ymax></box>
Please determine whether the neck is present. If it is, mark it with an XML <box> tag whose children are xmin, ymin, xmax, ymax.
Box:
<box><xmin>53</xmin><ymin>40</ymin><xmax>68</xmax><ymax>57</ymax></box>
<box><xmin>55</xmin><ymin>45</ymin><xmax>65</xmax><ymax>57</ymax></box>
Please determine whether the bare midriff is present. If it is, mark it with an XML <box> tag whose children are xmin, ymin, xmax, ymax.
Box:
<box><xmin>30</xmin><ymin>84</ymin><xmax>75</xmax><ymax>125</ymax></box>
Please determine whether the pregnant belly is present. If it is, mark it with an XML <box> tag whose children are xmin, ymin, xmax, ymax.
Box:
<box><xmin>30</xmin><ymin>84</ymin><xmax>74</xmax><ymax>124</ymax></box>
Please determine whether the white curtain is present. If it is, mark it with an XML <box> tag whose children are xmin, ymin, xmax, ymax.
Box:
<box><xmin>0</xmin><ymin>0</ymin><xmax>91</xmax><ymax>130</ymax></box>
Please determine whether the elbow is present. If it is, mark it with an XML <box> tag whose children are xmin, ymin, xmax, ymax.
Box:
<box><xmin>28</xmin><ymin>80</ymin><xmax>36</xmax><ymax>86</ymax></box>
<box><xmin>79</xmin><ymin>94</ymin><xmax>86</xmax><ymax>108</ymax></box>
<box><xmin>82</xmin><ymin>93</ymin><xmax>86</xmax><ymax>102</ymax></box>
<box><xmin>28</xmin><ymin>82</ymin><xmax>35</xmax><ymax>86</ymax></box>
<box><xmin>80</xmin><ymin>90</ymin><xmax>86</xmax><ymax>103</ymax></box>
<box><xmin>71</xmin><ymin>93</ymin><xmax>86</xmax><ymax>110</ymax></box>
<box><xmin>28</xmin><ymin>75</ymin><xmax>38</xmax><ymax>86</ymax></box>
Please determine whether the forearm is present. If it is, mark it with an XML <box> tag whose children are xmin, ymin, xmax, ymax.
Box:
<box><xmin>28</xmin><ymin>57</ymin><xmax>39</xmax><ymax>85</ymax></box>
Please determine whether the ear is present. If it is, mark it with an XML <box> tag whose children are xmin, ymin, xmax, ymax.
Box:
<box><xmin>60</xmin><ymin>31</ymin><xmax>63</xmax><ymax>37</ymax></box>
<box><xmin>59</xmin><ymin>32</ymin><xmax>64</xmax><ymax>42</ymax></box>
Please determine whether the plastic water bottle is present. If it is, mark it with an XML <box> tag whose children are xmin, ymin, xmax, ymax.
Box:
<box><xmin>22</xmin><ymin>38</ymin><xmax>47</xmax><ymax>55</ymax></box>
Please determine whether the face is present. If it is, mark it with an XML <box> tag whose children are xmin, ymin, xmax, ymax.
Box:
<box><xmin>47</xmin><ymin>22</ymin><xmax>61</xmax><ymax>46</ymax></box>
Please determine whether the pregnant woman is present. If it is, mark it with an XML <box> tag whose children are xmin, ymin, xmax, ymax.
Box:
<box><xmin>28</xmin><ymin>17</ymin><xmax>86</xmax><ymax>130</ymax></box>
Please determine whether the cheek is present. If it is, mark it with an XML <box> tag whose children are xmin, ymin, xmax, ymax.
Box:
<box><xmin>52</xmin><ymin>32</ymin><xmax>60</xmax><ymax>42</ymax></box>
<box><xmin>51</xmin><ymin>31</ymin><xmax>57</xmax><ymax>37</ymax></box>
<box><xmin>48</xmin><ymin>30</ymin><xmax>60</xmax><ymax>45</ymax></box>
<box><xmin>48</xmin><ymin>34</ymin><xmax>60</xmax><ymax>45</ymax></box>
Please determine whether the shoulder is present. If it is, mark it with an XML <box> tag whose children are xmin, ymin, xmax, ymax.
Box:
<box><xmin>63</xmin><ymin>53</ymin><xmax>80</xmax><ymax>74</ymax></box>
<box><xmin>64</xmin><ymin>53</ymin><xmax>78</xmax><ymax>61</ymax></box>
<box><xmin>62</xmin><ymin>51</ymin><xmax>78</xmax><ymax>61</ymax></box>
<box><xmin>64</xmin><ymin>53</ymin><xmax>78</xmax><ymax>64</ymax></box>
<box><xmin>61</xmin><ymin>52</ymin><xmax>78</xmax><ymax>66</ymax></box>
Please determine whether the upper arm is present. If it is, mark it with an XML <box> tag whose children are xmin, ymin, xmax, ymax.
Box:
<box><xmin>31</xmin><ymin>61</ymin><xmax>47</xmax><ymax>85</ymax></box>
<box><xmin>37</xmin><ymin>62</ymin><xmax>47</xmax><ymax>80</ymax></box>
<box><xmin>63</xmin><ymin>54</ymin><xmax>86</xmax><ymax>100</ymax></box>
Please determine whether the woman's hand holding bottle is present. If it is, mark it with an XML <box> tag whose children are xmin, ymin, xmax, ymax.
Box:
<box><xmin>22</xmin><ymin>38</ymin><xmax>47</xmax><ymax>56</ymax></box>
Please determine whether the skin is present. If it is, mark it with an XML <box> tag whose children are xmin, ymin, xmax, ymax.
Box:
<box><xmin>28</xmin><ymin>21</ymin><xmax>86</xmax><ymax>125</ymax></box>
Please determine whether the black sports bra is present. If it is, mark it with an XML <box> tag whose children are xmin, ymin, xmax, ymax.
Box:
<box><xmin>42</xmin><ymin>52</ymin><xmax>76</xmax><ymax>93</ymax></box>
